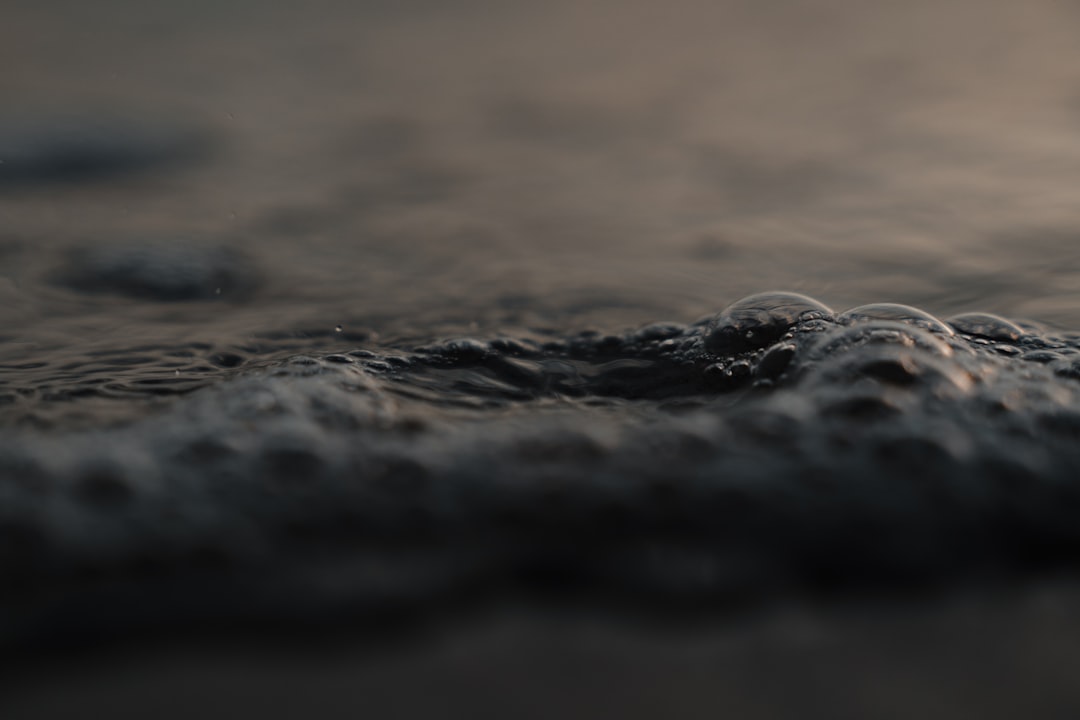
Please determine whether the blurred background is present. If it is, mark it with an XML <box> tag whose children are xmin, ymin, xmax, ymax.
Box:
<box><xmin>5</xmin><ymin>0</ymin><xmax>1080</xmax><ymax>717</ymax></box>
<box><xmin>5</xmin><ymin>0</ymin><xmax>1080</xmax><ymax>350</ymax></box>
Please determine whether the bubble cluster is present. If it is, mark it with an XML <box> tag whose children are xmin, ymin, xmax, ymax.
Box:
<box><xmin>704</xmin><ymin>292</ymin><xmax>832</xmax><ymax>355</ymax></box>
<box><xmin>3</xmin><ymin>291</ymin><xmax>1080</xmax><ymax>648</ymax></box>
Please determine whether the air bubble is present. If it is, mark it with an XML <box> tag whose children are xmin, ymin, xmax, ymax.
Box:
<box><xmin>704</xmin><ymin>292</ymin><xmax>833</xmax><ymax>355</ymax></box>
<box><xmin>839</xmin><ymin>303</ymin><xmax>954</xmax><ymax>336</ymax></box>
<box><xmin>946</xmin><ymin>313</ymin><xmax>1023</xmax><ymax>342</ymax></box>
<box><xmin>808</xmin><ymin>321</ymin><xmax>954</xmax><ymax>360</ymax></box>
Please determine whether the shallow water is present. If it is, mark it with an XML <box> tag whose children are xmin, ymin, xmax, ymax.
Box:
<box><xmin>6</xmin><ymin>0</ymin><xmax>1080</xmax><ymax>715</ymax></box>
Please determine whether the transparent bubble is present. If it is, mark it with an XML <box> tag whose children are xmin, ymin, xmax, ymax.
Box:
<box><xmin>946</xmin><ymin>313</ymin><xmax>1023</xmax><ymax>342</ymax></box>
<box><xmin>838</xmin><ymin>303</ymin><xmax>954</xmax><ymax>336</ymax></box>
<box><xmin>808</xmin><ymin>321</ymin><xmax>954</xmax><ymax>361</ymax></box>
<box><xmin>704</xmin><ymin>292</ymin><xmax>833</xmax><ymax>355</ymax></box>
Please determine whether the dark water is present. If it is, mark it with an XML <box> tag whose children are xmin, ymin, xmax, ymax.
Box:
<box><xmin>7</xmin><ymin>0</ymin><xmax>1080</xmax><ymax>717</ymax></box>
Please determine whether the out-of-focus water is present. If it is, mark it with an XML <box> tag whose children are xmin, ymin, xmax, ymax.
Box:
<box><xmin>7</xmin><ymin>1</ymin><xmax>1080</xmax><ymax>717</ymax></box>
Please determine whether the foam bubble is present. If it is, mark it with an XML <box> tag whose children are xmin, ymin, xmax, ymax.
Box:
<box><xmin>839</xmin><ymin>303</ymin><xmax>954</xmax><ymax>336</ymax></box>
<box><xmin>704</xmin><ymin>292</ymin><xmax>833</xmax><ymax>355</ymax></box>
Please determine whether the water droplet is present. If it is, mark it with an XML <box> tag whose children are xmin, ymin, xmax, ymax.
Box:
<box><xmin>946</xmin><ymin>312</ymin><xmax>1023</xmax><ymax>342</ymax></box>
<box><xmin>838</xmin><ymin>303</ymin><xmax>954</xmax><ymax>336</ymax></box>
<box><xmin>704</xmin><ymin>292</ymin><xmax>833</xmax><ymax>355</ymax></box>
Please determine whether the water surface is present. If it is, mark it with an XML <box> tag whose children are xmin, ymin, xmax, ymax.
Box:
<box><xmin>5</xmin><ymin>1</ymin><xmax>1080</xmax><ymax>717</ymax></box>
